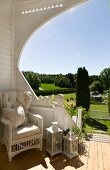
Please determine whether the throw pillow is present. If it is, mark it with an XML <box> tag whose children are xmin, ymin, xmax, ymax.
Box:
<box><xmin>2</xmin><ymin>106</ymin><xmax>26</xmax><ymax>130</ymax></box>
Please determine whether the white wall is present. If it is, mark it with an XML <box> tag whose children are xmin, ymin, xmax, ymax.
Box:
<box><xmin>0</xmin><ymin>0</ymin><xmax>14</xmax><ymax>90</ymax></box>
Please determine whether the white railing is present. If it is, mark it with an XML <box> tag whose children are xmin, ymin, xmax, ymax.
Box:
<box><xmin>29</xmin><ymin>94</ymin><xmax>82</xmax><ymax>138</ymax></box>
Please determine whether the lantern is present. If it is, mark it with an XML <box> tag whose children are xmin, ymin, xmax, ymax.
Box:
<box><xmin>46</xmin><ymin>122</ymin><xmax>63</xmax><ymax>156</ymax></box>
<box><xmin>63</xmin><ymin>130</ymin><xmax>79</xmax><ymax>159</ymax></box>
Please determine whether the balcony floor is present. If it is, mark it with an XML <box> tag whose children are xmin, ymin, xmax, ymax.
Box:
<box><xmin>0</xmin><ymin>139</ymin><xmax>110</xmax><ymax>170</ymax></box>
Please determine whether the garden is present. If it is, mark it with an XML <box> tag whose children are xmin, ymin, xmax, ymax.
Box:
<box><xmin>23</xmin><ymin>68</ymin><xmax>110</xmax><ymax>135</ymax></box>
<box><xmin>64</xmin><ymin>92</ymin><xmax>110</xmax><ymax>135</ymax></box>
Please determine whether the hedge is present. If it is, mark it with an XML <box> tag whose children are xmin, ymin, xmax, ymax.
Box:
<box><xmin>34</xmin><ymin>88</ymin><xmax>75</xmax><ymax>96</ymax></box>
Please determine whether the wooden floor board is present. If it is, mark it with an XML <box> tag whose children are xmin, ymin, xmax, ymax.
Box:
<box><xmin>91</xmin><ymin>142</ymin><xmax>98</xmax><ymax>170</ymax></box>
<box><xmin>102</xmin><ymin>143</ymin><xmax>110</xmax><ymax>170</ymax></box>
<box><xmin>0</xmin><ymin>140</ymin><xmax>110</xmax><ymax>170</ymax></box>
<box><xmin>97</xmin><ymin>142</ymin><xmax>103</xmax><ymax>170</ymax></box>
<box><xmin>80</xmin><ymin>141</ymin><xmax>90</xmax><ymax>170</ymax></box>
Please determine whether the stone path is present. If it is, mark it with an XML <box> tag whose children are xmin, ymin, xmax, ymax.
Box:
<box><xmin>85</xmin><ymin>133</ymin><xmax>110</xmax><ymax>143</ymax></box>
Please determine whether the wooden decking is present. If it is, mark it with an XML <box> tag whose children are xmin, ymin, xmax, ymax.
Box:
<box><xmin>0</xmin><ymin>140</ymin><xmax>110</xmax><ymax>170</ymax></box>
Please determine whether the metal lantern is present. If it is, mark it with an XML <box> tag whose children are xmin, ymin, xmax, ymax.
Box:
<box><xmin>46</xmin><ymin>122</ymin><xmax>63</xmax><ymax>156</ymax></box>
<box><xmin>63</xmin><ymin>130</ymin><xmax>79</xmax><ymax>159</ymax></box>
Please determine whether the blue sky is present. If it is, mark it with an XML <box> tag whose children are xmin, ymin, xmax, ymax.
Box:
<box><xmin>19</xmin><ymin>0</ymin><xmax>110</xmax><ymax>76</ymax></box>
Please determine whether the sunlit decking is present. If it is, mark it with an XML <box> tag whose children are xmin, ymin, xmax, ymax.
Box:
<box><xmin>0</xmin><ymin>139</ymin><xmax>110</xmax><ymax>170</ymax></box>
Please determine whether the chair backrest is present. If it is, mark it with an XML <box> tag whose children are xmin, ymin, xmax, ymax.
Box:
<box><xmin>0</xmin><ymin>91</ymin><xmax>32</xmax><ymax>136</ymax></box>
<box><xmin>1</xmin><ymin>91</ymin><xmax>32</xmax><ymax>111</ymax></box>
<box><xmin>2</xmin><ymin>91</ymin><xmax>22</xmax><ymax>109</ymax></box>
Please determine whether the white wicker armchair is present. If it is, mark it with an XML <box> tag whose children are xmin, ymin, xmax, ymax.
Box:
<box><xmin>1</xmin><ymin>91</ymin><xmax>43</xmax><ymax>161</ymax></box>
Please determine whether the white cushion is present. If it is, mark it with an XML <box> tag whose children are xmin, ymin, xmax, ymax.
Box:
<box><xmin>2</xmin><ymin>106</ymin><xmax>26</xmax><ymax>130</ymax></box>
<box><xmin>12</xmin><ymin>123</ymin><xmax>40</xmax><ymax>140</ymax></box>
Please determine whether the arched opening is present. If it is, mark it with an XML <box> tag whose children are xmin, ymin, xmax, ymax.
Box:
<box><xmin>18</xmin><ymin>0</ymin><xmax>110</xmax><ymax>129</ymax></box>
<box><xmin>19</xmin><ymin>0</ymin><xmax>110</xmax><ymax>76</ymax></box>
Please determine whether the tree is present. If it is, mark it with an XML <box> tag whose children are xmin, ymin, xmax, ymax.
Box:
<box><xmin>89</xmin><ymin>75</ymin><xmax>99</xmax><ymax>85</ymax></box>
<box><xmin>76</xmin><ymin>67</ymin><xmax>90</xmax><ymax>111</ymax></box>
<box><xmin>89</xmin><ymin>80</ymin><xmax>103</xmax><ymax>94</ymax></box>
<box><xmin>39</xmin><ymin>74</ymin><xmax>54</xmax><ymax>84</ymax></box>
<box><xmin>66</xmin><ymin>73</ymin><xmax>76</xmax><ymax>88</ymax></box>
<box><xmin>100</xmin><ymin>68</ymin><xmax>110</xmax><ymax>89</ymax></box>
<box><xmin>108</xmin><ymin>87</ymin><xmax>110</xmax><ymax>114</ymax></box>
<box><xmin>23</xmin><ymin>71</ymin><xmax>41</xmax><ymax>90</ymax></box>
<box><xmin>54</xmin><ymin>74</ymin><xmax>71</xmax><ymax>88</ymax></box>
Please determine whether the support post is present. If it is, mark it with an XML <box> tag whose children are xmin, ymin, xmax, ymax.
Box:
<box><xmin>77</xmin><ymin>108</ymin><xmax>82</xmax><ymax>131</ymax></box>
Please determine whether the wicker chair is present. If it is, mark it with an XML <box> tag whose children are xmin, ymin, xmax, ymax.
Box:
<box><xmin>1</xmin><ymin>91</ymin><xmax>43</xmax><ymax>161</ymax></box>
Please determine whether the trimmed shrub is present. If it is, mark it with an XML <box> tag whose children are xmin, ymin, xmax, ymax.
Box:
<box><xmin>34</xmin><ymin>88</ymin><xmax>75</xmax><ymax>96</ymax></box>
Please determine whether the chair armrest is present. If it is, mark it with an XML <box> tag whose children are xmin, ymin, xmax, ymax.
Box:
<box><xmin>1</xmin><ymin>117</ymin><xmax>12</xmax><ymax>141</ymax></box>
<box><xmin>1</xmin><ymin>117</ymin><xmax>12</xmax><ymax>129</ymax></box>
<box><xmin>28</xmin><ymin>112</ymin><xmax>43</xmax><ymax>134</ymax></box>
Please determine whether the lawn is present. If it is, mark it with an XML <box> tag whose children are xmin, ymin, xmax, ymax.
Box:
<box><xmin>90</xmin><ymin>104</ymin><xmax>109</xmax><ymax>118</ymax></box>
<box><xmin>90</xmin><ymin>104</ymin><xmax>108</xmax><ymax>112</ymax></box>
<box><xmin>90</xmin><ymin>110</ymin><xmax>110</xmax><ymax>118</ymax></box>
<box><xmin>40</xmin><ymin>83</ymin><xmax>62</xmax><ymax>90</ymax></box>
<box><xmin>83</xmin><ymin>119</ymin><xmax>110</xmax><ymax>135</ymax></box>
<box><xmin>64</xmin><ymin>93</ymin><xmax>76</xmax><ymax>100</ymax></box>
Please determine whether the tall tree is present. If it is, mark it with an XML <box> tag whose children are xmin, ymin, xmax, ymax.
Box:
<box><xmin>100</xmin><ymin>68</ymin><xmax>110</xmax><ymax>89</ymax></box>
<box><xmin>76</xmin><ymin>67</ymin><xmax>90</xmax><ymax>111</ymax></box>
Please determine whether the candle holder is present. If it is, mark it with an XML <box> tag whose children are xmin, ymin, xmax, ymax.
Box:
<box><xmin>46</xmin><ymin>122</ymin><xmax>63</xmax><ymax>156</ymax></box>
<box><xmin>63</xmin><ymin>130</ymin><xmax>79</xmax><ymax>159</ymax></box>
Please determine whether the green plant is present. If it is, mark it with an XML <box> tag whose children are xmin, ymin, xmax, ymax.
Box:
<box><xmin>71</xmin><ymin>126</ymin><xmax>82</xmax><ymax>140</ymax></box>
<box><xmin>82</xmin><ymin>108</ymin><xmax>90</xmax><ymax>128</ymax></box>
<box><xmin>64</xmin><ymin>99</ymin><xmax>77</xmax><ymax>117</ymax></box>
<box><xmin>63</xmin><ymin>126</ymin><xmax>82</xmax><ymax>140</ymax></box>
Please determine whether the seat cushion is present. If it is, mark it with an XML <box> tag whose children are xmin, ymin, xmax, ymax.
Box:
<box><xmin>12</xmin><ymin>123</ymin><xmax>40</xmax><ymax>140</ymax></box>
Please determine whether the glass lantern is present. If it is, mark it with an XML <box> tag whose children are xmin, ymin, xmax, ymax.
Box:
<box><xmin>46</xmin><ymin>122</ymin><xmax>63</xmax><ymax>156</ymax></box>
<box><xmin>63</xmin><ymin>130</ymin><xmax>79</xmax><ymax>159</ymax></box>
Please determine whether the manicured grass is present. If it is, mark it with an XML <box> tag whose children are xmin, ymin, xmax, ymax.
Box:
<box><xmin>83</xmin><ymin>119</ymin><xmax>110</xmax><ymax>134</ymax></box>
<box><xmin>90</xmin><ymin>110</ymin><xmax>110</xmax><ymax>118</ymax></box>
<box><xmin>90</xmin><ymin>104</ymin><xmax>108</xmax><ymax>112</ymax></box>
<box><xmin>40</xmin><ymin>83</ymin><xmax>62</xmax><ymax>90</ymax></box>
<box><xmin>64</xmin><ymin>93</ymin><xmax>76</xmax><ymax>100</ymax></box>
<box><xmin>90</xmin><ymin>104</ymin><xmax>110</xmax><ymax>118</ymax></box>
